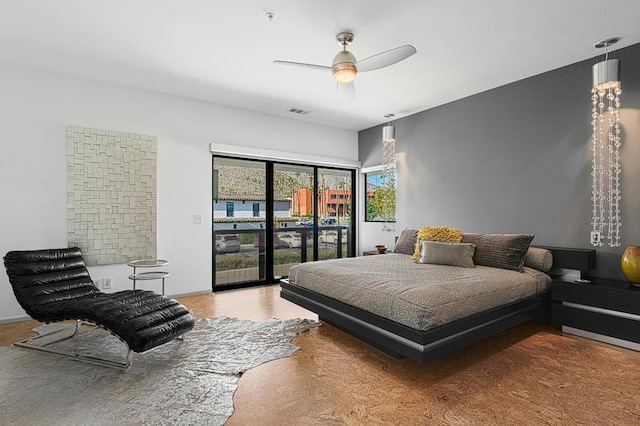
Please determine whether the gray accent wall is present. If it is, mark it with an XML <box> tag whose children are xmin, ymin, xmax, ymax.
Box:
<box><xmin>359</xmin><ymin>43</ymin><xmax>640</xmax><ymax>280</ymax></box>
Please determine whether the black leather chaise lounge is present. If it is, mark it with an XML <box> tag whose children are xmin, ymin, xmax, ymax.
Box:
<box><xmin>3</xmin><ymin>247</ymin><xmax>196</xmax><ymax>369</ymax></box>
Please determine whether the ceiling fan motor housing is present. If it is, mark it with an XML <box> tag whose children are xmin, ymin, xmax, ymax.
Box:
<box><xmin>332</xmin><ymin>51</ymin><xmax>357</xmax><ymax>83</ymax></box>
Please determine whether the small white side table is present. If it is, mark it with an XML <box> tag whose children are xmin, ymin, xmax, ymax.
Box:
<box><xmin>127</xmin><ymin>259</ymin><xmax>169</xmax><ymax>295</ymax></box>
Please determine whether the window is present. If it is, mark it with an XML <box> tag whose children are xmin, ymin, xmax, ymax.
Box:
<box><xmin>364</xmin><ymin>170</ymin><xmax>396</xmax><ymax>222</ymax></box>
<box><xmin>253</xmin><ymin>202</ymin><xmax>260</xmax><ymax>217</ymax></box>
<box><xmin>226</xmin><ymin>202</ymin><xmax>234</xmax><ymax>217</ymax></box>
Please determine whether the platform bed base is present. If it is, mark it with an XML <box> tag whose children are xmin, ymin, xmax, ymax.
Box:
<box><xmin>281</xmin><ymin>282</ymin><xmax>550</xmax><ymax>362</ymax></box>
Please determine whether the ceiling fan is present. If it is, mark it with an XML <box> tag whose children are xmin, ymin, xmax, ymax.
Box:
<box><xmin>274</xmin><ymin>32</ymin><xmax>417</xmax><ymax>101</ymax></box>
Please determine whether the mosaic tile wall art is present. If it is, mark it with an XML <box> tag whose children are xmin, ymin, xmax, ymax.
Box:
<box><xmin>67</xmin><ymin>126</ymin><xmax>157</xmax><ymax>265</ymax></box>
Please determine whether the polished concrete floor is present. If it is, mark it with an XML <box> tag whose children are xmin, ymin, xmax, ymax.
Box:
<box><xmin>2</xmin><ymin>285</ymin><xmax>640</xmax><ymax>425</ymax></box>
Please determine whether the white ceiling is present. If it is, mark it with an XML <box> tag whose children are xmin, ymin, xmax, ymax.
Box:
<box><xmin>1</xmin><ymin>0</ymin><xmax>639</xmax><ymax>131</ymax></box>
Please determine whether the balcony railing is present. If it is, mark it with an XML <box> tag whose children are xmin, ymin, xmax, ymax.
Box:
<box><xmin>213</xmin><ymin>226</ymin><xmax>352</xmax><ymax>286</ymax></box>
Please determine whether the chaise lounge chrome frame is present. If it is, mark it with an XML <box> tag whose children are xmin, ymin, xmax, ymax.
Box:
<box><xmin>14</xmin><ymin>320</ymin><xmax>136</xmax><ymax>369</ymax></box>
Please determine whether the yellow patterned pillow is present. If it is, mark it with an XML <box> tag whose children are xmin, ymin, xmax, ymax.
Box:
<box><xmin>412</xmin><ymin>226</ymin><xmax>463</xmax><ymax>261</ymax></box>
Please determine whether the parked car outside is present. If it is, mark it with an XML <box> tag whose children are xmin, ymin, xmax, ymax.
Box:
<box><xmin>321</xmin><ymin>218</ymin><xmax>337</xmax><ymax>225</ymax></box>
<box><xmin>296</xmin><ymin>220</ymin><xmax>313</xmax><ymax>228</ymax></box>
<box><xmin>215</xmin><ymin>234</ymin><xmax>241</xmax><ymax>253</ymax></box>
<box><xmin>279</xmin><ymin>233</ymin><xmax>302</xmax><ymax>248</ymax></box>
<box><xmin>319</xmin><ymin>230</ymin><xmax>338</xmax><ymax>244</ymax></box>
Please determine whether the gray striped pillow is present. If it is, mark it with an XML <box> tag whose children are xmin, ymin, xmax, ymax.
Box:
<box><xmin>524</xmin><ymin>247</ymin><xmax>553</xmax><ymax>272</ymax></box>
<box><xmin>461</xmin><ymin>233</ymin><xmax>534</xmax><ymax>272</ymax></box>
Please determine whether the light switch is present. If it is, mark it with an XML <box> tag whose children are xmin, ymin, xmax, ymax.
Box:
<box><xmin>194</xmin><ymin>214</ymin><xmax>203</xmax><ymax>224</ymax></box>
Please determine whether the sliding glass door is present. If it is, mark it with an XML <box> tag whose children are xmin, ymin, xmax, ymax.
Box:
<box><xmin>213</xmin><ymin>155</ymin><xmax>356</xmax><ymax>290</ymax></box>
<box><xmin>273</xmin><ymin>164</ymin><xmax>314</xmax><ymax>278</ymax></box>
<box><xmin>213</xmin><ymin>158</ymin><xmax>267</xmax><ymax>287</ymax></box>
<box><xmin>317</xmin><ymin>167</ymin><xmax>353</xmax><ymax>260</ymax></box>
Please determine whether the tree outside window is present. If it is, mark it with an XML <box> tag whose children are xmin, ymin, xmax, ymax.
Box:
<box><xmin>365</xmin><ymin>171</ymin><xmax>396</xmax><ymax>222</ymax></box>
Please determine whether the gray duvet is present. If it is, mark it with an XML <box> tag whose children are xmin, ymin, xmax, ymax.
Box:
<box><xmin>287</xmin><ymin>253</ymin><xmax>550</xmax><ymax>331</ymax></box>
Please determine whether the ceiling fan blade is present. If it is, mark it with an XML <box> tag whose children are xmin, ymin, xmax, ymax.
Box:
<box><xmin>356</xmin><ymin>45</ymin><xmax>417</xmax><ymax>72</ymax></box>
<box><xmin>337</xmin><ymin>81</ymin><xmax>355</xmax><ymax>101</ymax></box>
<box><xmin>273</xmin><ymin>60</ymin><xmax>332</xmax><ymax>72</ymax></box>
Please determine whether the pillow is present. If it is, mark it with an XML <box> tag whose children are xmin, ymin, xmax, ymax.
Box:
<box><xmin>394</xmin><ymin>228</ymin><xmax>418</xmax><ymax>255</ymax></box>
<box><xmin>461</xmin><ymin>233</ymin><xmax>534</xmax><ymax>272</ymax></box>
<box><xmin>411</xmin><ymin>226</ymin><xmax>463</xmax><ymax>261</ymax></box>
<box><xmin>524</xmin><ymin>247</ymin><xmax>553</xmax><ymax>272</ymax></box>
<box><xmin>418</xmin><ymin>241</ymin><xmax>476</xmax><ymax>268</ymax></box>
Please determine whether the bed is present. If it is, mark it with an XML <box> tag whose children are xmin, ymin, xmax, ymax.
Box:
<box><xmin>281</xmin><ymin>232</ymin><xmax>594</xmax><ymax>362</ymax></box>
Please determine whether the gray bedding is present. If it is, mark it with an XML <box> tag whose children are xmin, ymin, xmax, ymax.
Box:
<box><xmin>287</xmin><ymin>253</ymin><xmax>550</xmax><ymax>331</ymax></box>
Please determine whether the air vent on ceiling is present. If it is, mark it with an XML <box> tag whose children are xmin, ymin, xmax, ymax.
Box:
<box><xmin>287</xmin><ymin>107</ymin><xmax>311</xmax><ymax>115</ymax></box>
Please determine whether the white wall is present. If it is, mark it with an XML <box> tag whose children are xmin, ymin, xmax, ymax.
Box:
<box><xmin>0</xmin><ymin>61</ymin><xmax>357</xmax><ymax>322</ymax></box>
<box><xmin>359</xmin><ymin>222</ymin><xmax>398</xmax><ymax>254</ymax></box>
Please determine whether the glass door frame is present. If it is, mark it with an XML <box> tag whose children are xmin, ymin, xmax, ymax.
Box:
<box><xmin>212</xmin><ymin>154</ymin><xmax>356</xmax><ymax>291</ymax></box>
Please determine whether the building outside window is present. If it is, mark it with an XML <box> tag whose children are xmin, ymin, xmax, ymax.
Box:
<box><xmin>226</xmin><ymin>201</ymin><xmax>234</xmax><ymax>218</ymax></box>
<box><xmin>253</xmin><ymin>202</ymin><xmax>260</xmax><ymax>217</ymax></box>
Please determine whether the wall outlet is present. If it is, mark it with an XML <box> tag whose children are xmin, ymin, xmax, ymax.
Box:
<box><xmin>93</xmin><ymin>278</ymin><xmax>103</xmax><ymax>288</ymax></box>
<box><xmin>103</xmin><ymin>277</ymin><xmax>112</xmax><ymax>290</ymax></box>
<box><xmin>194</xmin><ymin>214</ymin><xmax>203</xmax><ymax>224</ymax></box>
<box><xmin>590</xmin><ymin>231</ymin><xmax>602</xmax><ymax>245</ymax></box>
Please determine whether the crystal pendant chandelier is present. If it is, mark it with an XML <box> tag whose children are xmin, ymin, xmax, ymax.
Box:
<box><xmin>591</xmin><ymin>37</ymin><xmax>622</xmax><ymax>247</ymax></box>
<box><xmin>381</xmin><ymin>114</ymin><xmax>396</xmax><ymax>223</ymax></box>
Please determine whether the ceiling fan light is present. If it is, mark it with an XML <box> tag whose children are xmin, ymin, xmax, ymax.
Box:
<box><xmin>333</xmin><ymin>65</ymin><xmax>357</xmax><ymax>83</ymax></box>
